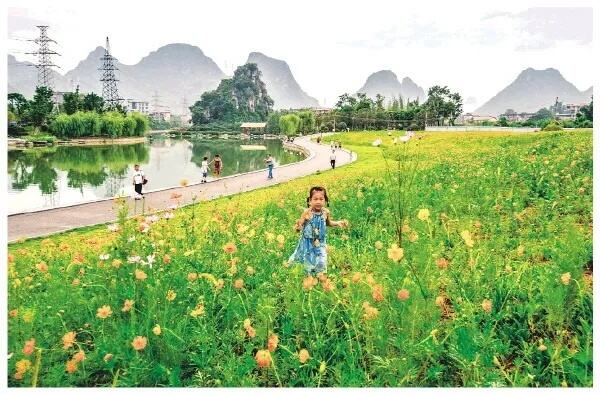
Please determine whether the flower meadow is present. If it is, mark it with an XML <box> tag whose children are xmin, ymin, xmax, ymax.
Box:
<box><xmin>8</xmin><ymin>130</ymin><xmax>592</xmax><ymax>387</ymax></box>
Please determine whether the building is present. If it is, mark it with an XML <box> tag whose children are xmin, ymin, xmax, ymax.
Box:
<box><xmin>498</xmin><ymin>110</ymin><xmax>535</xmax><ymax>122</ymax></box>
<box><xmin>460</xmin><ymin>113</ymin><xmax>498</xmax><ymax>124</ymax></box>
<box><xmin>149</xmin><ymin>111</ymin><xmax>171</xmax><ymax>122</ymax></box>
<box><xmin>558</xmin><ymin>103</ymin><xmax>588</xmax><ymax>120</ymax></box>
<box><xmin>240</xmin><ymin>122</ymin><xmax>267</xmax><ymax>134</ymax></box>
<box><xmin>125</xmin><ymin>99</ymin><xmax>150</xmax><ymax>115</ymax></box>
<box><xmin>311</xmin><ymin>107</ymin><xmax>333</xmax><ymax>115</ymax></box>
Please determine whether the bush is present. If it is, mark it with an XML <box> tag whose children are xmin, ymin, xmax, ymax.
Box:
<box><xmin>122</xmin><ymin>116</ymin><xmax>137</xmax><ymax>137</ymax></box>
<box><xmin>130</xmin><ymin>112</ymin><xmax>150</xmax><ymax>136</ymax></box>
<box><xmin>101</xmin><ymin>112</ymin><xmax>125</xmax><ymax>137</ymax></box>
<box><xmin>543</xmin><ymin>121</ymin><xmax>563</xmax><ymax>131</ymax></box>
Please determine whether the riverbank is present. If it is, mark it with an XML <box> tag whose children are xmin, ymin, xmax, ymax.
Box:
<box><xmin>8</xmin><ymin>135</ymin><xmax>147</xmax><ymax>149</ymax></box>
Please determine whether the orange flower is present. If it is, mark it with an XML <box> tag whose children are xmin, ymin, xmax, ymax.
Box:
<box><xmin>561</xmin><ymin>272</ymin><xmax>571</xmax><ymax>285</ymax></box>
<box><xmin>187</xmin><ymin>272</ymin><xmax>198</xmax><ymax>281</ymax></box>
<box><xmin>267</xmin><ymin>333</ymin><xmax>279</xmax><ymax>352</ymax></box>
<box><xmin>223</xmin><ymin>242</ymin><xmax>237</xmax><ymax>254</ymax></box>
<box><xmin>15</xmin><ymin>359</ymin><xmax>32</xmax><ymax>375</ymax></box>
<box><xmin>255</xmin><ymin>350</ymin><xmax>272</xmax><ymax>368</ymax></box>
<box><xmin>351</xmin><ymin>272</ymin><xmax>362</xmax><ymax>283</ymax></box>
<box><xmin>72</xmin><ymin>350</ymin><xmax>86</xmax><ymax>363</ymax></box>
<box><xmin>302</xmin><ymin>276</ymin><xmax>318</xmax><ymax>291</ymax></box>
<box><xmin>243</xmin><ymin>319</ymin><xmax>256</xmax><ymax>338</ymax></box>
<box><xmin>481</xmin><ymin>299</ymin><xmax>493</xmax><ymax>314</ymax></box>
<box><xmin>131</xmin><ymin>336</ymin><xmax>147</xmax><ymax>351</ymax></box>
<box><xmin>321</xmin><ymin>278</ymin><xmax>335</xmax><ymax>292</ymax></box>
<box><xmin>362</xmin><ymin>301</ymin><xmax>379</xmax><ymax>320</ymax></box>
<box><xmin>233</xmin><ymin>279</ymin><xmax>244</xmax><ymax>289</ymax></box>
<box><xmin>163</xmin><ymin>254</ymin><xmax>171</xmax><ymax>264</ymax></box>
<box><xmin>397</xmin><ymin>289</ymin><xmax>410</xmax><ymax>301</ymax></box>
<box><xmin>372</xmin><ymin>284</ymin><xmax>384</xmax><ymax>302</ymax></box>
<box><xmin>166</xmin><ymin>290</ymin><xmax>177</xmax><ymax>301</ymax></box>
<box><xmin>65</xmin><ymin>359</ymin><xmax>78</xmax><ymax>374</ymax></box>
<box><xmin>62</xmin><ymin>331</ymin><xmax>76</xmax><ymax>349</ymax></box>
<box><xmin>436</xmin><ymin>257</ymin><xmax>449</xmax><ymax>269</ymax></box>
<box><xmin>298</xmin><ymin>349</ymin><xmax>310</xmax><ymax>364</ymax></box>
<box><xmin>245</xmin><ymin>266</ymin><xmax>256</xmax><ymax>276</ymax></box>
<box><xmin>387</xmin><ymin>244</ymin><xmax>404</xmax><ymax>262</ymax></box>
<box><xmin>103</xmin><ymin>353</ymin><xmax>114</xmax><ymax>363</ymax></box>
<box><xmin>9</xmin><ymin>309</ymin><xmax>18</xmax><ymax>318</ymax></box>
<box><xmin>134</xmin><ymin>269</ymin><xmax>147</xmax><ymax>281</ymax></box>
<box><xmin>96</xmin><ymin>305</ymin><xmax>113</xmax><ymax>319</ymax></box>
<box><xmin>215</xmin><ymin>279</ymin><xmax>225</xmax><ymax>290</ymax></box>
<box><xmin>122</xmin><ymin>299</ymin><xmax>135</xmax><ymax>312</ymax></box>
<box><xmin>36</xmin><ymin>261</ymin><xmax>48</xmax><ymax>273</ymax></box>
<box><xmin>8</xmin><ymin>253</ymin><xmax>15</xmax><ymax>264</ymax></box>
<box><xmin>22</xmin><ymin>338</ymin><xmax>35</xmax><ymax>356</ymax></box>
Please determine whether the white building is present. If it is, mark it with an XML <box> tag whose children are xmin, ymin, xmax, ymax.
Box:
<box><xmin>149</xmin><ymin>111</ymin><xmax>171</xmax><ymax>122</ymax></box>
<box><xmin>125</xmin><ymin>99</ymin><xmax>150</xmax><ymax>115</ymax></box>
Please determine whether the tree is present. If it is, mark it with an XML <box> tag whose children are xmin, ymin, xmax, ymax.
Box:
<box><xmin>297</xmin><ymin>111</ymin><xmax>315</xmax><ymax>133</ymax></box>
<box><xmin>279</xmin><ymin>114</ymin><xmax>300</xmax><ymax>137</ymax></box>
<box><xmin>498</xmin><ymin>116</ymin><xmax>509</xmax><ymax>127</ymax></box>
<box><xmin>423</xmin><ymin>86</ymin><xmax>463</xmax><ymax>126</ymax></box>
<box><xmin>62</xmin><ymin>87</ymin><xmax>82</xmax><ymax>115</ymax></box>
<box><xmin>82</xmin><ymin>93</ymin><xmax>105</xmax><ymax>113</ymax></box>
<box><xmin>8</xmin><ymin>93</ymin><xmax>29</xmax><ymax>120</ymax></box>
<box><xmin>28</xmin><ymin>86</ymin><xmax>55</xmax><ymax>128</ymax></box>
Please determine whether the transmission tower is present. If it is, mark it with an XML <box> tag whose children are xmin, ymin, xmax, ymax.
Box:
<box><xmin>99</xmin><ymin>37</ymin><xmax>122</xmax><ymax>108</ymax></box>
<box><xmin>26</xmin><ymin>25</ymin><xmax>60</xmax><ymax>89</ymax></box>
<box><xmin>151</xmin><ymin>91</ymin><xmax>167</xmax><ymax>112</ymax></box>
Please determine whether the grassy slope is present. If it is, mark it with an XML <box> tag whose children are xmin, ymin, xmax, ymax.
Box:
<box><xmin>8</xmin><ymin>130</ymin><xmax>592</xmax><ymax>387</ymax></box>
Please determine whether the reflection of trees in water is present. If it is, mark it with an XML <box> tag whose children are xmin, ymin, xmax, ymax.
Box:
<box><xmin>7</xmin><ymin>144</ymin><xmax>149</xmax><ymax>195</ymax></box>
<box><xmin>188</xmin><ymin>138</ymin><xmax>300</xmax><ymax>175</ymax></box>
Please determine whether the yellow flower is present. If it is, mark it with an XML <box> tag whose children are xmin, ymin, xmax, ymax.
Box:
<box><xmin>131</xmin><ymin>336</ymin><xmax>148</xmax><ymax>351</ymax></box>
<box><xmin>481</xmin><ymin>299</ymin><xmax>493</xmax><ymax>314</ymax></box>
<box><xmin>560</xmin><ymin>272</ymin><xmax>571</xmax><ymax>285</ymax></box>
<box><xmin>460</xmin><ymin>230</ymin><xmax>474</xmax><ymax>248</ymax></box>
<box><xmin>152</xmin><ymin>324</ymin><xmax>162</xmax><ymax>336</ymax></box>
<box><xmin>122</xmin><ymin>299</ymin><xmax>135</xmax><ymax>312</ymax></box>
<box><xmin>298</xmin><ymin>349</ymin><xmax>310</xmax><ymax>364</ymax></box>
<box><xmin>276</xmin><ymin>234</ymin><xmax>285</xmax><ymax>244</ymax></box>
<box><xmin>15</xmin><ymin>359</ymin><xmax>32</xmax><ymax>374</ymax></box>
<box><xmin>374</xmin><ymin>241</ymin><xmax>383</xmax><ymax>250</ymax></box>
<box><xmin>166</xmin><ymin>290</ymin><xmax>177</xmax><ymax>301</ymax></box>
<box><xmin>223</xmin><ymin>242</ymin><xmax>237</xmax><ymax>254</ymax></box>
<box><xmin>417</xmin><ymin>208</ymin><xmax>430</xmax><ymax>221</ymax></box>
<box><xmin>134</xmin><ymin>269</ymin><xmax>147</xmax><ymax>281</ymax></box>
<box><xmin>255</xmin><ymin>350</ymin><xmax>271</xmax><ymax>368</ymax></box>
<box><xmin>190</xmin><ymin>303</ymin><xmax>205</xmax><ymax>317</ymax></box>
<box><xmin>387</xmin><ymin>244</ymin><xmax>404</xmax><ymax>262</ymax></box>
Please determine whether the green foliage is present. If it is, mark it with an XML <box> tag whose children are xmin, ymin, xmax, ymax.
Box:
<box><xmin>28</xmin><ymin>86</ymin><xmax>55</xmax><ymax>127</ymax></box>
<box><xmin>50</xmin><ymin>111</ymin><xmax>148</xmax><ymax>138</ymax></box>
<box><xmin>543</xmin><ymin>121</ymin><xmax>563</xmax><ymax>131</ymax></box>
<box><xmin>8</xmin><ymin>93</ymin><xmax>29</xmax><ymax>120</ymax></box>
<box><xmin>190</xmin><ymin>63</ymin><xmax>273</xmax><ymax>125</ymax></box>
<box><xmin>279</xmin><ymin>113</ymin><xmax>301</xmax><ymax>136</ymax></box>
<box><xmin>266</xmin><ymin>112</ymin><xmax>282</xmax><ymax>134</ymax></box>
<box><xmin>297</xmin><ymin>111</ymin><xmax>316</xmax><ymax>134</ymax></box>
<box><xmin>62</xmin><ymin>87</ymin><xmax>83</xmax><ymax>115</ymax></box>
<box><xmin>423</xmin><ymin>85</ymin><xmax>463</xmax><ymax>126</ymax></box>
<box><xmin>82</xmin><ymin>93</ymin><xmax>105</xmax><ymax>113</ymax></box>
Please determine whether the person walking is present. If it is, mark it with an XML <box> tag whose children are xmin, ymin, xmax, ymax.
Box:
<box><xmin>132</xmin><ymin>164</ymin><xmax>146</xmax><ymax>200</ymax></box>
<box><xmin>265</xmin><ymin>153</ymin><xmax>274</xmax><ymax>179</ymax></box>
<box><xmin>329</xmin><ymin>149</ymin><xmax>337</xmax><ymax>169</ymax></box>
<box><xmin>212</xmin><ymin>154</ymin><xmax>223</xmax><ymax>177</ymax></box>
<box><xmin>200</xmin><ymin>156</ymin><xmax>209</xmax><ymax>183</ymax></box>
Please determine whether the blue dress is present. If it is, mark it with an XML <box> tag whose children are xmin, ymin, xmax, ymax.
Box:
<box><xmin>288</xmin><ymin>210</ymin><xmax>328</xmax><ymax>274</ymax></box>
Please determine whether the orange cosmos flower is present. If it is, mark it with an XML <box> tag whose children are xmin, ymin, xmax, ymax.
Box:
<box><xmin>436</xmin><ymin>257</ymin><xmax>449</xmax><ymax>269</ymax></box>
<box><xmin>298</xmin><ymin>349</ymin><xmax>310</xmax><ymax>364</ymax></box>
<box><xmin>9</xmin><ymin>309</ymin><xmax>18</xmax><ymax>318</ymax></box>
<box><xmin>187</xmin><ymin>272</ymin><xmax>198</xmax><ymax>281</ymax></box>
<box><xmin>387</xmin><ymin>244</ymin><xmax>404</xmax><ymax>262</ymax></box>
<box><xmin>561</xmin><ymin>272</ymin><xmax>571</xmax><ymax>285</ymax></box>
<box><xmin>397</xmin><ymin>289</ymin><xmax>410</xmax><ymax>301</ymax></box>
<box><xmin>166</xmin><ymin>290</ymin><xmax>177</xmax><ymax>301</ymax></box>
<box><xmin>22</xmin><ymin>338</ymin><xmax>35</xmax><ymax>356</ymax></box>
<box><xmin>163</xmin><ymin>254</ymin><xmax>171</xmax><ymax>264</ymax></box>
<box><xmin>122</xmin><ymin>299</ymin><xmax>135</xmax><ymax>312</ymax></box>
<box><xmin>96</xmin><ymin>305</ymin><xmax>113</xmax><ymax>319</ymax></box>
<box><xmin>65</xmin><ymin>359</ymin><xmax>78</xmax><ymax>374</ymax></box>
<box><xmin>481</xmin><ymin>299</ymin><xmax>493</xmax><ymax>314</ymax></box>
<box><xmin>233</xmin><ymin>279</ymin><xmax>244</xmax><ymax>289</ymax></box>
<box><xmin>371</xmin><ymin>284</ymin><xmax>384</xmax><ymax>302</ymax></box>
<box><xmin>223</xmin><ymin>242</ymin><xmax>237</xmax><ymax>254</ymax></box>
<box><xmin>103</xmin><ymin>353</ymin><xmax>114</xmax><ymax>362</ymax></box>
<box><xmin>62</xmin><ymin>331</ymin><xmax>76</xmax><ymax>349</ymax></box>
<box><xmin>362</xmin><ymin>301</ymin><xmax>379</xmax><ymax>320</ymax></box>
<box><xmin>321</xmin><ymin>278</ymin><xmax>335</xmax><ymax>292</ymax></box>
<box><xmin>303</xmin><ymin>276</ymin><xmax>318</xmax><ymax>291</ymax></box>
<box><xmin>131</xmin><ymin>336</ymin><xmax>148</xmax><ymax>351</ymax></box>
<box><xmin>351</xmin><ymin>272</ymin><xmax>362</xmax><ymax>283</ymax></box>
<box><xmin>190</xmin><ymin>304</ymin><xmax>205</xmax><ymax>317</ymax></box>
<box><xmin>255</xmin><ymin>350</ymin><xmax>272</xmax><ymax>368</ymax></box>
<box><xmin>134</xmin><ymin>269</ymin><xmax>147</xmax><ymax>281</ymax></box>
<box><xmin>36</xmin><ymin>262</ymin><xmax>48</xmax><ymax>273</ymax></box>
<box><xmin>267</xmin><ymin>334</ymin><xmax>279</xmax><ymax>352</ymax></box>
<box><xmin>72</xmin><ymin>350</ymin><xmax>86</xmax><ymax>363</ymax></box>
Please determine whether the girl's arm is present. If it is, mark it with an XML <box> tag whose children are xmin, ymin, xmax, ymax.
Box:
<box><xmin>294</xmin><ymin>209</ymin><xmax>312</xmax><ymax>231</ymax></box>
<box><xmin>325</xmin><ymin>209</ymin><xmax>348</xmax><ymax>228</ymax></box>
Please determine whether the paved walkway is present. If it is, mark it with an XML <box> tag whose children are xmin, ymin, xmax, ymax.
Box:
<box><xmin>8</xmin><ymin>135</ymin><xmax>356</xmax><ymax>242</ymax></box>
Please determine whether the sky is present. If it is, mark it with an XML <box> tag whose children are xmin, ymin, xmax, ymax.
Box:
<box><xmin>6</xmin><ymin>0</ymin><xmax>595</xmax><ymax>111</ymax></box>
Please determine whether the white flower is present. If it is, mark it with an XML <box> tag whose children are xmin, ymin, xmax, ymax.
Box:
<box><xmin>128</xmin><ymin>236</ymin><xmax>136</xmax><ymax>243</ymax></box>
<box><xmin>127</xmin><ymin>255</ymin><xmax>141</xmax><ymax>264</ymax></box>
<box><xmin>372</xmin><ymin>139</ymin><xmax>382</xmax><ymax>147</ymax></box>
<box><xmin>99</xmin><ymin>254</ymin><xmax>110</xmax><ymax>261</ymax></box>
<box><xmin>164</xmin><ymin>212</ymin><xmax>175</xmax><ymax>220</ymax></box>
<box><xmin>146</xmin><ymin>215</ymin><xmax>159</xmax><ymax>223</ymax></box>
<box><xmin>107</xmin><ymin>223</ymin><xmax>120</xmax><ymax>232</ymax></box>
<box><xmin>141</xmin><ymin>254</ymin><xmax>156</xmax><ymax>269</ymax></box>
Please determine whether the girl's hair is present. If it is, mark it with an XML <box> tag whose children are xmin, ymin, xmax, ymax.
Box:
<box><xmin>203</xmin><ymin>156</ymin><xmax>208</xmax><ymax>160</ymax></box>
<box><xmin>306</xmin><ymin>186</ymin><xmax>329</xmax><ymax>207</ymax></box>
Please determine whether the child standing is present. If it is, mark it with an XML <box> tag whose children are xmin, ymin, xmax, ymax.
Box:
<box><xmin>200</xmin><ymin>156</ymin><xmax>209</xmax><ymax>183</ymax></box>
<box><xmin>288</xmin><ymin>186</ymin><xmax>348</xmax><ymax>274</ymax></box>
<box><xmin>213</xmin><ymin>154</ymin><xmax>223</xmax><ymax>177</ymax></box>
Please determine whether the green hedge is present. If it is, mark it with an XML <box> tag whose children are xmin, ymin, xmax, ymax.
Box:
<box><xmin>50</xmin><ymin>111</ymin><xmax>149</xmax><ymax>138</ymax></box>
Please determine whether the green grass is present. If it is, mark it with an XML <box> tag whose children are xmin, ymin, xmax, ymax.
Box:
<box><xmin>8</xmin><ymin>130</ymin><xmax>592</xmax><ymax>387</ymax></box>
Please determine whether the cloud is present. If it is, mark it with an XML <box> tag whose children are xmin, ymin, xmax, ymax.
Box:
<box><xmin>485</xmin><ymin>7</ymin><xmax>592</xmax><ymax>50</ymax></box>
<box><xmin>8</xmin><ymin>7</ymin><xmax>48</xmax><ymax>36</ymax></box>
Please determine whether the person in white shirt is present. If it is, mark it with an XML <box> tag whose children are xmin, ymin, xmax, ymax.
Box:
<box><xmin>330</xmin><ymin>149</ymin><xmax>337</xmax><ymax>169</ymax></box>
<box><xmin>200</xmin><ymin>156</ymin><xmax>209</xmax><ymax>183</ymax></box>
<box><xmin>132</xmin><ymin>164</ymin><xmax>146</xmax><ymax>199</ymax></box>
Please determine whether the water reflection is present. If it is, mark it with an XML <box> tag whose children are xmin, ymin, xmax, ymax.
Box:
<box><xmin>8</xmin><ymin>137</ymin><xmax>302</xmax><ymax>214</ymax></box>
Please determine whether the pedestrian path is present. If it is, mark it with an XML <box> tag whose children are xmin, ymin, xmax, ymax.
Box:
<box><xmin>8</xmin><ymin>135</ymin><xmax>356</xmax><ymax>242</ymax></box>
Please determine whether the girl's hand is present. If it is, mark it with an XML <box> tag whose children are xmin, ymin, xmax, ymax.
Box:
<box><xmin>338</xmin><ymin>219</ymin><xmax>349</xmax><ymax>228</ymax></box>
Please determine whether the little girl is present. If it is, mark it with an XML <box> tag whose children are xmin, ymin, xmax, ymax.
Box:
<box><xmin>200</xmin><ymin>156</ymin><xmax>209</xmax><ymax>183</ymax></box>
<box><xmin>288</xmin><ymin>186</ymin><xmax>348</xmax><ymax>274</ymax></box>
